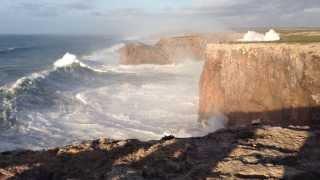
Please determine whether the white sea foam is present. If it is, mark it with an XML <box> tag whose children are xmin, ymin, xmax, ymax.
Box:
<box><xmin>54</xmin><ymin>53</ymin><xmax>84</xmax><ymax>68</ymax></box>
<box><xmin>76</xmin><ymin>93</ymin><xmax>88</xmax><ymax>105</ymax></box>
<box><xmin>10</xmin><ymin>73</ymin><xmax>46</xmax><ymax>92</ymax></box>
<box><xmin>54</xmin><ymin>52</ymin><xmax>107</xmax><ymax>73</ymax></box>
<box><xmin>0</xmin><ymin>46</ymin><xmax>224</xmax><ymax>152</ymax></box>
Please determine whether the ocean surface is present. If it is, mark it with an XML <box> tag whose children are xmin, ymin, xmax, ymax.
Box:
<box><xmin>0</xmin><ymin>35</ymin><xmax>223</xmax><ymax>152</ymax></box>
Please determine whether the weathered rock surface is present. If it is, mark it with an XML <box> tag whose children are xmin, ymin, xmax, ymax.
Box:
<box><xmin>199</xmin><ymin>43</ymin><xmax>320</xmax><ymax>127</ymax></box>
<box><xmin>0</xmin><ymin>126</ymin><xmax>319</xmax><ymax>179</ymax></box>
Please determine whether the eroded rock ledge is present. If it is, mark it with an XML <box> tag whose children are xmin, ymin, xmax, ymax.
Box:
<box><xmin>1</xmin><ymin>126</ymin><xmax>319</xmax><ymax>179</ymax></box>
<box><xmin>199</xmin><ymin>43</ymin><xmax>320</xmax><ymax>127</ymax></box>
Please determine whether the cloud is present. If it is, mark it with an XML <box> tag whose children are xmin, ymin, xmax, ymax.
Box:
<box><xmin>1</xmin><ymin>0</ymin><xmax>320</xmax><ymax>35</ymax></box>
<box><xmin>183</xmin><ymin>0</ymin><xmax>320</xmax><ymax>27</ymax></box>
<box><xmin>14</xmin><ymin>1</ymin><xmax>98</xmax><ymax>18</ymax></box>
<box><xmin>65</xmin><ymin>1</ymin><xmax>96</xmax><ymax>11</ymax></box>
<box><xmin>86</xmin><ymin>0</ymin><xmax>320</xmax><ymax>35</ymax></box>
<box><xmin>190</xmin><ymin>0</ymin><xmax>320</xmax><ymax>17</ymax></box>
<box><xmin>17</xmin><ymin>2</ymin><xmax>60</xmax><ymax>17</ymax></box>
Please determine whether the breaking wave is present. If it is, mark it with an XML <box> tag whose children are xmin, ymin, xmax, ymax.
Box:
<box><xmin>82</xmin><ymin>43</ymin><xmax>125</xmax><ymax>64</ymax></box>
<box><xmin>0</xmin><ymin>44</ymin><xmax>222</xmax><ymax>152</ymax></box>
<box><xmin>0</xmin><ymin>53</ymin><xmax>105</xmax><ymax>129</ymax></box>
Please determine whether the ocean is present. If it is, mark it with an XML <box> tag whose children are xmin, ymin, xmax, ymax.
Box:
<box><xmin>0</xmin><ymin>35</ymin><xmax>221</xmax><ymax>152</ymax></box>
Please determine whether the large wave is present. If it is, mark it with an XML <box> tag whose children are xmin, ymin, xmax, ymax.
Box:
<box><xmin>0</xmin><ymin>53</ymin><xmax>106</xmax><ymax>129</ymax></box>
<box><xmin>0</xmin><ymin>44</ymin><xmax>224</xmax><ymax>152</ymax></box>
<box><xmin>0</xmin><ymin>46</ymin><xmax>32</xmax><ymax>54</ymax></box>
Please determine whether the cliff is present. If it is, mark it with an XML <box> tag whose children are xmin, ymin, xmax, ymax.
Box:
<box><xmin>1</xmin><ymin>126</ymin><xmax>319</xmax><ymax>179</ymax></box>
<box><xmin>199</xmin><ymin>43</ymin><xmax>320</xmax><ymax>127</ymax></box>
<box><xmin>119</xmin><ymin>33</ymin><xmax>241</xmax><ymax>65</ymax></box>
<box><xmin>119</xmin><ymin>43</ymin><xmax>170</xmax><ymax>65</ymax></box>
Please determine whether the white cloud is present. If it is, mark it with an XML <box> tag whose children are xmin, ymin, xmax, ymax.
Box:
<box><xmin>304</xmin><ymin>8</ymin><xmax>320</xmax><ymax>13</ymax></box>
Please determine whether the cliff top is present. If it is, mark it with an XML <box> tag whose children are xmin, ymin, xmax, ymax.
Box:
<box><xmin>208</xmin><ymin>42</ymin><xmax>320</xmax><ymax>50</ymax></box>
<box><xmin>207</xmin><ymin>43</ymin><xmax>320</xmax><ymax>57</ymax></box>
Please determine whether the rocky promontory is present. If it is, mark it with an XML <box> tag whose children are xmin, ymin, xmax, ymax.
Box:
<box><xmin>119</xmin><ymin>33</ymin><xmax>241</xmax><ymax>65</ymax></box>
<box><xmin>1</xmin><ymin>125</ymin><xmax>319</xmax><ymax>179</ymax></box>
<box><xmin>199</xmin><ymin>43</ymin><xmax>320</xmax><ymax>127</ymax></box>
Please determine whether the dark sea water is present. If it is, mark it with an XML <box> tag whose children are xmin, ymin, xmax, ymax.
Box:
<box><xmin>0</xmin><ymin>35</ymin><xmax>222</xmax><ymax>152</ymax></box>
<box><xmin>0</xmin><ymin>35</ymin><xmax>116</xmax><ymax>85</ymax></box>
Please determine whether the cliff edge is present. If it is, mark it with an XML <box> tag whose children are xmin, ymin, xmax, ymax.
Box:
<box><xmin>199</xmin><ymin>43</ymin><xmax>320</xmax><ymax>127</ymax></box>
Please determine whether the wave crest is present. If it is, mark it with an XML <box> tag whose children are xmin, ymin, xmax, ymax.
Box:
<box><xmin>0</xmin><ymin>53</ymin><xmax>105</xmax><ymax>128</ymax></box>
<box><xmin>0</xmin><ymin>46</ymin><xmax>32</xmax><ymax>54</ymax></box>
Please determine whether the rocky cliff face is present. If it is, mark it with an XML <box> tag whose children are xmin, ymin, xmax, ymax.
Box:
<box><xmin>119</xmin><ymin>43</ymin><xmax>170</xmax><ymax>65</ymax></box>
<box><xmin>199</xmin><ymin>43</ymin><xmax>320</xmax><ymax>127</ymax></box>
<box><xmin>119</xmin><ymin>33</ymin><xmax>241</xmax><ymax>65</ymax></box>
<box><xmin>1</xmin><ymin>126</ymin><xmax>319</xmax><ymax>179</ymax></box>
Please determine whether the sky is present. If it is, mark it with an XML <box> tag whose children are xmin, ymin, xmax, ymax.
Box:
<box><xmin>0</xmin><ymin>0</ymin><xmax>320</xmax><ymax>35</ymax></box>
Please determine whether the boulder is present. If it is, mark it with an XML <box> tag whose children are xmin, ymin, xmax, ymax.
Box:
<box><xmin>199</xmin><ymin>43</ymin><xmax>320</xmax><ymax>127</ymax></box>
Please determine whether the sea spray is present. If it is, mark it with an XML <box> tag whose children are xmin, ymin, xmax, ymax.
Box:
<box><xmin>0</xmin><ymin>89</ymin><xmax>16</xmax><ymax>128</ymax></box>
<box><xmin>239</xmin><ymin>29</ymin><xmax>280</xmax><ymax>42</ymax></box>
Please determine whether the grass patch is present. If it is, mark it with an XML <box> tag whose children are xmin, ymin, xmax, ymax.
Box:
<box><xmin>279</xmin><ymin>35</ymin><xmax>320</xmax><ymax>43</ymax></box>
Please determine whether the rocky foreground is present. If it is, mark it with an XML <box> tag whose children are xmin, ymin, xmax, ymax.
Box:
<box><xmin>0</xmin><ymin>125</ymin><xmax>319</xmax><ymax>179</ymax></box>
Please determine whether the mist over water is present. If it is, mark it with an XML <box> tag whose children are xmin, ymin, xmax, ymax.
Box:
<box><xmin>0</xmin><ymin>35</ymin><xmax>221</xmax><ymax>152</ymax></box>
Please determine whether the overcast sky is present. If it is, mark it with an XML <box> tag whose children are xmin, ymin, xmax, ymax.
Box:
<box><xmin>1</xmin><ymin>0</ymin><xmax>320</xmax><ymax>35</ymax></box>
